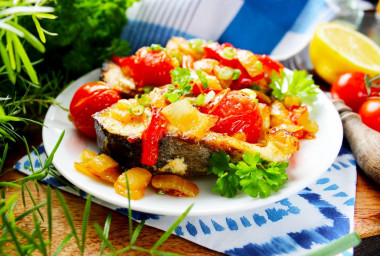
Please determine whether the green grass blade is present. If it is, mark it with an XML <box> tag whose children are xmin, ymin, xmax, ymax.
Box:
<box><xmin>305</xmin><ymin>232</ymin><xmax>361</xmax><ymax>256</ymax></box>
<box><xmin>25</xmin><ymin>184</ymin><xmax>44</xmax><ymax>221</ymax></box>
<box><xmin>15</xmin><ymin>201</ymin><xmax>46</xmax><ymax>222</ymax></box>
<box><xmin>0</xmin><ymin>143</ymin><xmax>7</xmax><ymax>172</ymax></box>
<box><xmin>151</xmin><ymin>203</ymin><xmax>194</xmax><ymax>251</ymax></box>
<box><xmin>124</xmin><ymin>173</ymin><xmax>133</xmax><ymax>242</ymax></box>
<box><xmin>31</xmin><ymin>15</ymin><xmax>46</xmax><ymax>43</ymax></box>
<box><xmin>33</xmin><ymin>213</ymin><xmax>47</xmax><ymax>256</ymax></box>
<box><xmin>55</xmin><ymin>189</ymin><xmax>80</xmax><ymax>249</ymax></box>
<box><xmin>94</xmin><ymin>223</ymin><xmax>115</xmax><ymax>253</ymax></box>
<box><xmin>47</xmin><ymin>185</ymin><xmax>52</xmax><ymax>243</ymax></box>
<box><xmin>5</xmin><ymin>31</ymin><xmax>16</xmax><ymax>71</ymax></box>
<box><xmin>150</xmin><ymin>250</ymin><xmax>183</xmax><ymax>256</ymax></box>
<box><xmin>53</xmin><ymin>233</ymin><xmax>74</xmax><ymax>256</ymax></box>
<box><xmin>2</xmin><ymin>212</ymin><xmax>24</xmax><ymax>255</ymax></box>
<box><xmin>130</xmin><ymin>220</ymin><xmax>145</xmax><ymax>245</ymax></box>
<box><xmin>0</xmin><ymin>182</ymin><xmax>21</xmax><ymax>188</ymax></box>
<box><xmin>11</xmin><ymin>33</ymin><xmax>38</xmax><ymax>84</ymax></box>
<box><xmin>44</xmin><ymin>130</ymin><xmax>65</xmax><ymax>169</ymax></box>
<box><xmin>100</xmin><ymin>213</ymin><xmax>112</xmax><ymax>255</ymax></box>
<box><xmin>15</xmin><ymin>227</ymin><xmax>41</xmax><ymax>254</ymax></box>
<box><xmin>0</xmin><ymin>41</ymin><xmax>15</xmax><ymax>83</ymax></box>
<box><xmin>21</xmin><ymin>181</ymin><xmax>26</xmax><ymax>207</ymax></box>
<box><xmin>81</xmin><ymin>194</ymin><xmax>92</xmax><ymax>254</ymax></box>
<box><xmin>6</xmin><ymin>21</ymin><xmax>45</xmax><ymax>53</ymax></box>
<box><xmin>0</xmin><ymin>193</ymin><xmax>18</xmax><ymax>215</ymax></box>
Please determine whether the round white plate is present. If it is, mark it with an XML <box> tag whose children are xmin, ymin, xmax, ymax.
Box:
<box><xmin>43</xmin><ymin>69</ymin><xmax>343</xmax><ymax>216</ymax></box>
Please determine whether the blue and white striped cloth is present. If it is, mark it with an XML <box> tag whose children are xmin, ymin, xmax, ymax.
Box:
<box><xmin>15</xmin><ymin>143</ymin><xmax>356</xmax><ymax>255</ymax></box>
<box><xmin>122</xmin><ymin>0</ymin><xmax>336</xmax><ymax>60</ymax></box>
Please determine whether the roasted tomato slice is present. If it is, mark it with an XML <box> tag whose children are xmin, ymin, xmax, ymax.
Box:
<box><xmin>113</xmin><ymin>47</ymin><xmax>175</xmax><ymax>87</ymax></box>
<box><xmin>202</xmin><ymin>90</ymin><xmax>263</xmax><ymax>143</ymax></box>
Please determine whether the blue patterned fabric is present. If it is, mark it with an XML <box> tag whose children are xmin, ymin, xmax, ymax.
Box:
<box><xmin>15</xmin><ymin>143</ymin><xmax>356</xmax><ymax>255</ymax></box>
<box><xmin>121</xmin><ymin>0</ymin><xmax>335</xmax><ymax>60</ymax></box>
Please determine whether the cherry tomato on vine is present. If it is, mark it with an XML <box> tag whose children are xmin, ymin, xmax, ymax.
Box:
<box><xmin>358</xmin><ymin>96</ymin><xmax>380</xmax><ymax>132</ymax></box>
<box><xmin>202</xmin><ymin>89</ymin><xmax>263</xmax><ymax>143</ymax></box>
<box><xmin>330</xmin><ymin>72</ymin><xmax>380</xmax><ymax>112</ymax></box>
<box><xmin>69</xmin><ymin>81</ymin><xmax>121</xmax><ymax>138</ymax></box>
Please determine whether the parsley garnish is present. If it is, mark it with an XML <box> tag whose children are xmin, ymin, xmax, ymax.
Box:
<box><xmin>208</xmin><ymin>151</ymin><xmax>289</xmax><ymax>198</ymax></box>
<box><xmin>164</xmin><ymin>67</ymin><xmax>209</xmax><ymax>103</ymax></box>
<box><xmin>269</xmin><ymin>69</ymin><xmax>319</xmax><ymax>104</ymax></box>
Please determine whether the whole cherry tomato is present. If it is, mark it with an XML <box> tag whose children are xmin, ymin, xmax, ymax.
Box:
<box><xmin>358</xmin><ymin>95</ymin><xmax>380</xmax><ymax>132</ymax></box>
<box><xmin>203</xmin><ymin>89</ymin><xmax>263</xmax><ymax>143</ymax></box>
<box><xmin>69</xmin><ymin>81</ymin><xmax>121</xmax><ymax>138</ymax></box>
<box><xmin>112</xmin><ymin>46</ymin><xmax>175</xmax><ymax>87</ymax></box>
<box><xmin>331</xmin><ymin>72</ymin><xmax>380</xmax><ymax>112</ymax></box>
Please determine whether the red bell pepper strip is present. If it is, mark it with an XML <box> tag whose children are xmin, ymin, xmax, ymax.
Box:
<box><xmin>141</xmin><ymin>108</ymin><xmax>168</xmax><ymax>166</ymax></box>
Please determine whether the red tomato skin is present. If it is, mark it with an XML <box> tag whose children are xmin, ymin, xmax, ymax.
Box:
<box><xmin>141</xmin><ymin>108</ymin><xmax>168</xmax><ymax>166</ymax></box>
<box><xmin>256</xmin><ymin>54</ymin><xmax>284</xmax><ymax>74</ymax></box>
<box><xmin>69</xmin><ymin>82</ymin><xmax>121</xmax><ymax>138</ymax></box>
<box><xmin>358</xmin><ymin>97</ymin><xmax>380</xmax><ymax>132</ymax></box>
<box><xmin>331</xmin><ymin>72</ymin><xmax>368</xmax><ymax>112</ymax></box>
<box><xmin>202</xmin><ymin>90</ymin><xmax>263</xmax><ymax>143</ymax></box>
<box><xmin>114</xmin><ymin>47</ymin><xmax>175</xmax><ymax>88</ymax></box>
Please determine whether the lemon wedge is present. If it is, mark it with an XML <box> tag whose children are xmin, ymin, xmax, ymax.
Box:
<box><xmin>310</xmin><ymin>22</ymin><xmax>380</xmax><ymax>84</ymax></box>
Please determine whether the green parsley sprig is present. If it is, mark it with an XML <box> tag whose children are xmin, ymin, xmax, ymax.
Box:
<box><xmin>208</xmin><ymin>151</ymin><xmax>289</xmax><ymax>198</ymax></box>
<box><xmin>164</xmin><ymin>67</ymin><xmax>209</xmax><ymax>103</ymax></box>
<box><xmin>269</xmin><ymin>69</ymin><xmax>319</xmax><ymax>104</ymax></box>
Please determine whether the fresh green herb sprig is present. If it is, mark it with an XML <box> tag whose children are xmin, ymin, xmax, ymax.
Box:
<box><xmin>269</xmin><ymin>69</ymin><xmax>319</xmax><ymax>104</ymax></box>
<box><xmin>208</xmin><ymin>151</ymin><xmax>289</xmax><ymax>198</ymax></box>
<box><xmin>1</xmin><ymin>130</ymin><xmax>191</xmax><ymax>255</ymax></box>
<box><xmin>164</xmin><ymin>67</ymin><xmax>209</xmax><ymax>103</ymax></box>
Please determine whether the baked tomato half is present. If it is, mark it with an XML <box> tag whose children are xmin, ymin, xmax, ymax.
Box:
<box><xmin>203</xmin><ymin>89</ymin><xmax>263</xmax><ymax>143</ymax></box>
<box><xmin>69</xmin><ymin>81</ymin><xmax>121</xmax><ymax>138</ymax></box>
<box><xmin>113</xmin><ymin>46</ymin><xmax>175</xmax><ymax>87</ymax></box>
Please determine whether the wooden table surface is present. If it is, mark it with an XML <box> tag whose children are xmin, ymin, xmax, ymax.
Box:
<box><xmin>2</xmin><ymin>133</ymin><xmax>380</xmax><ymax>255</ymax></box>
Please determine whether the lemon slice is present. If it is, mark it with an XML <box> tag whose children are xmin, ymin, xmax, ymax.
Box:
<box><xmin>310</xmin><ymin>22</ymin><xmax>380</xmax><ymax>84</ymax></box>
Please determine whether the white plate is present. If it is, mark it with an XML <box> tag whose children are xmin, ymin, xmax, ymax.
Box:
<box><xmin>43</xmin><ymin>69</ymin><xmax>343</xmax><ymax>216</ymax></box>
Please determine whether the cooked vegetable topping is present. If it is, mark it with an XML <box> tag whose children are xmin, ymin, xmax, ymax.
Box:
<box><xmin>147</xmin><ymin>44</ymin><xmax>165</xmax><ymax>51</ymax></box>
<box><xmin>129</xmin><ymin>105</ymin><xmax>145</xmax><ymax>116</ymax></box>
<box><xmin>188</xmin><ymin>38</ymin><xmax>204</xmax><ymax>53</ymax></box>
<box><xmin>222</xmin><ymin>46</ymin><xmax>236</xmax><ymax>60</ymax></box>
<box><xmin>232</xmin><ymin>69</ymin><xmax>241</xmax><ymax>80</ymax></box>
<box><xmin>151</xmin><ymin>174</ymin><xmax>199</xmax><ymax>197</ymax></box>
<box><xmin>137</xmin><ymin>94</ymin><xmax>152</xmax><ymax>107</ymax></box>
<box><xmin>196</xmin><ymin>70</ymin><xmax>209</xmax><ymax>89</ymax></box>
<box><xmin>270</xmin><ymin>70</ymin><xmax>319</xmax><ymax>103</ymax></box>
<box><xmin>208</xmin><ymin>151</ymin><xmax>289</xmax><ymax>198</ymax></box>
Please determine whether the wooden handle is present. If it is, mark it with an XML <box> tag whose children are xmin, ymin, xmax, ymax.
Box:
<box><xmin>333</xmin><ymin>99</ymin><xmax>380</xmax><ymax>185</ymax></box>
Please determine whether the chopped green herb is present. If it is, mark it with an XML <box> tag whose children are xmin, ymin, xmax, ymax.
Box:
<box><xmin>232</xmin><ymin>69</ymin><xmax>241</xmax><ymax>80</ymax></box>
<box><xmin>188</xmin><ymin>38</ymin><xmax>204</xmax><ymax>53</ymax></box>
<box><xmin>147</xmin><ymin>44</ymin><xmax>165</xmax><ymax>51</ymax></box>
<box><xmin>195</xmin><ymin>94</ymin><xmax>205</xmax><ymax>106</ymax></box>
<box><xmin>137</xmin><ymin>94</ymin><xmax>152</xmax><ymax>107</ymax></box>
<box><xmin>208</xmin><ymin>151</ymin><xmax>289</xmax><ymax>198</ymax></box>
<box><xmin>251</xmin><ymin>84</ymin><xmax>261</xmax><ymax>91</ymax></box>
<box><xmin>164</xmin><ymin>68</ymin><xmax>193</xmax><ymax>103</ymax></box>
<box><xmin>196</xmin><ymin>70</ymin><xmax>209</xmax><ymax>89</ymax></box>
<box><xmin>143</xmin><ymin>86</ymin><xmax>154</xmax><ymax>94</ymax></box>
<box><xmin>270</xmin><ymin>69</ymin><xmax>319</xmax><ymax>104</ymax></box>
<box><xmin>129</xmin><ymin>105</ymin><xmax>145</xmax><ymax>116</ymax></box>
<box><xmin>254</xmin><ymin>61</ymin><xmax>263</xmax><ymax>70</ymax></box>
<box><xmin>217</xmin><ymin>66</ymin><xmax>234</xmax><ymax>80</ymax></box>
<box><xmin>222</xmin><ymin>47</ymin><xmax>236</xmax><ymax>60</ymax></box>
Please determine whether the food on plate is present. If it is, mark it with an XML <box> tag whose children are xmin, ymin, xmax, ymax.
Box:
<box><xmin>71</xmin><ymin>37</ymin><xmax>320</xmax><ymax>199</ymax></box>
<box><xmin>151</xmin><ymin>174</ymin><xmax>199</xmax><ymax>197</ymax></box>
<box><xmin>114</xmin><ymin>167</ymin><xmax>152</xmax><ymax>200</ymax></box>
<box><xmin>310</xmin><ymin>22</ymin><xmax>380</xmax><ymax>84</ymax></box>
<box><xmin>74</xmin><ymin>149</ymin><xmax>120</xmax><ymax>183</ymax></box>
<box><xmin>69</xmin><ymin>81</ymin><xmax>121</xmax><ymax>138</ymax></box>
